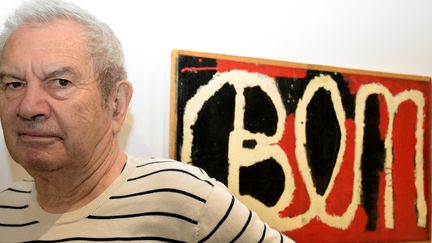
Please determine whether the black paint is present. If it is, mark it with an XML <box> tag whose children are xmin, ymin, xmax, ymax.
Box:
<box><xmin>275</xmin><ymin>71</ymin><xmax>355</xmax><ymax>119</ymax></box>
<box><xmin>243</xmin><ymin>139</ymin><xmax>257</xmax><ymax>149</ymax></box>
<box><xmin>360</xmin><ymin>95</ymin><xmax>386</xmax><ymax>231</ymax></box>
<box><xmin>244</xmin><ymin>86</ymin><xmax>278</xmax><ymax>136</ymax></box>
<box><xmin>176</xmin><ymin>55</ymin><xmax>217</xmax><ymax>159</ymax></box>
<box><xmin>190</xmin><ymin>83</ymin><xmax>236</xmax><ymax>185</ymax></box>
<box><xmin>239</xmin><ymin>158</ymin><xmax>286</xmax><ymax>207</ymax></box>
<box><xmin>305</xmin><ymin>88</ymin><xmax>341</xmax><ymax>195</ymax></box>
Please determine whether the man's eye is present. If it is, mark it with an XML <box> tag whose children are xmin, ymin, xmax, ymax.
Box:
<box><xmin>54</xmin><ymin>79</ymin><xmax>71</xmax><ymax>87</ymax></box>
<box><xmin>5</xmin><ymin>82</ymin><xmax>24</xmax><ymax>89</ymax></box>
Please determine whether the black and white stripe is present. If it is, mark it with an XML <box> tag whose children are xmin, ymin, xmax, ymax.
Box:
<box><xmin>0</xmin><ymin>157</ymin><xmax>293</xmax><ymax>242</ymax></box>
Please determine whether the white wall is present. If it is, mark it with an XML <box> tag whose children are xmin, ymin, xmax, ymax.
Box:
<box><xmin>1</xmin><ymin>0</ymin><xmax>431</xmax><ymax>191</ymax></box>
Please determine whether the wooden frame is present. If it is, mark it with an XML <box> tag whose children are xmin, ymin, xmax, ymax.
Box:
<box><xmin>170</xmin><ymin>49</ymin><xmax>431</xmax><ymax>242</ymax></box>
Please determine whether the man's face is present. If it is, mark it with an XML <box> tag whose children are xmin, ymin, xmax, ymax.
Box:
<box><xmin>0</xmin><ymin>19</ymin><xmax>115</xmax><ymax>174</ymax></box>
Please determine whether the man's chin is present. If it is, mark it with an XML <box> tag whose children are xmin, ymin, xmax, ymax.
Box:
<box><xmin>14</xmin><ymin>155</ymin><xmax>65</xmax><ymax>175</ymax></box>
<box><xmin>24</xmin><ymin>163</ymin><xmax>63</xmax><ymax>175</ymax></box>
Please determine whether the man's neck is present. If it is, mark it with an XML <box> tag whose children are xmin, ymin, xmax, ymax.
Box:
<box><xmin>33</xmin><ymin>150</ymin><xmax>127</xmax><ymax>214</ymax></box>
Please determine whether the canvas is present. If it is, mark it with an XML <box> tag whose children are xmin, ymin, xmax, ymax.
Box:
<box><xmin>169</xmin><ymin>50</ymin><xmax>431</xmax><ymax>242</ymax></box>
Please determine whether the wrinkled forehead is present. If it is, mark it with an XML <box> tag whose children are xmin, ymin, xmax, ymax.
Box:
<box><xmin>0</xmin><ymin>19</ymin><xmax>97</xmax><ymax>85</ymax></box>
<box><xmin>12</xmin><ymin>19</ymin><xmax>88</xmax><ymax>49</ymax></box>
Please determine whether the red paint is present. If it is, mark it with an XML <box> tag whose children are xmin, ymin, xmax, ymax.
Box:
<box><xmin>278</xmin><ymin>114</ymin><xmax>310</xmax><ymax>217</ymax></box>
<box><xmin>391</xmin><ymin>100</ymin><xmax>424</xmax><ymax>240</ymax></box>
<box><xmin>344</xmin><ymin>73</ymin><xmax>428</xmax><ymax>96</ymax></box>
<box><xmin>180</xmin><ymin>59</ymin><xmax>308</xmax><ymax>78</ymax></box>
<box><xmin>216</xmin><ymin>59</ymin><xmax>307</xmax><ymax>78</ymax></box>
<box><xmin>325</xmin><ymin>119</ymin><xmax>356</xmax><ymax>215</ymax></box>
<box><xmin>180</xmin><ymin>67</ymin><xmax>218</xmax><ymax>73</ymax></box>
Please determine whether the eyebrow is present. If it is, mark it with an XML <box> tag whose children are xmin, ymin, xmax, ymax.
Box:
<box><xmin>43</xmin><ymin>67</ymin><xmax>79</xmax><ymax>80</ymax></box>
<box><xmin>0</xmin><ymin>67</ymin><xmax>79</xmax><ymax>82</ymax></box>
<box><xmin>0</xmin><ymin>71</ymin><xmax>19</xmax><ymax>82</ymax></box>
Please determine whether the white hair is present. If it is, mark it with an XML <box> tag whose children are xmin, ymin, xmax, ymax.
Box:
<box><xmin>0</xmin><ymin>0</ymin><xmax>127</xmax><ymax>103</ymax></box>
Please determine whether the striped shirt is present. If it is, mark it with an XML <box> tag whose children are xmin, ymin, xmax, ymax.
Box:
<box><xmin>0</xmin><ymin>157</ymin><xmax>293</xmax><ymax>242</ymax></box>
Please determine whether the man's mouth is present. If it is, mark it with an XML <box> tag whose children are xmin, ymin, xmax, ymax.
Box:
<box><xmin>17</xmin><ymin>131</ymin><xmax>63</xmax><ymax>144</ymax></box>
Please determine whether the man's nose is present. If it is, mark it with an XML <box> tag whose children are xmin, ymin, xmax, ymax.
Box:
<box><xmin>17</xmin><ymin>83</ymin><xmax>50</xmax><ymax>121</ymax></box>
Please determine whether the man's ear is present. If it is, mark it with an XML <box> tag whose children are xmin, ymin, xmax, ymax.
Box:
<box><xmin>111</xmin><ymin>80</ymin><xmax>133</xmax><ymax>134</ymax></box>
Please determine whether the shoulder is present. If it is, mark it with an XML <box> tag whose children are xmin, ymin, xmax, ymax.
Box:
<box><xmin>128</xmin><ymin>157</ymin><xmax>214</xmax><ymax>188</ymax></box>
<box><xmin>115</xmin><ymin>157</ymin><xmax>217</xmax><ymax>207</ymax></box>
<box><xmin>131</xmin><ymin>157</ymin><xmax>209</xmax><ymax>175</ymax></box>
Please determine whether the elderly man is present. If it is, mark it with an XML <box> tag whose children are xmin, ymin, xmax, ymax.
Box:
<box><xmin>0</xmin><ymin>0</ymin><xmax>293</xmax><ymax>242</ymax></box>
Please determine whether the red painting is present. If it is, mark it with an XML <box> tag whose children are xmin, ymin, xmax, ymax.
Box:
<box><xmin>169</xmin><ymin>50</ymin><xmax>431</xmax><ymax>242</ymax></box>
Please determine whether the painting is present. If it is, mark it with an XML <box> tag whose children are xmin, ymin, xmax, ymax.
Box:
<box><xmin>169</xmin><ymin>50</ymin><xmax>431</xmax><ymax>242</ymax></box>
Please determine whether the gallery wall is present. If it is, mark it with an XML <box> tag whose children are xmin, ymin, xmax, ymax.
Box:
<box><xmin>0</xmin><ymin>0</ymin><xmax>431</xmax><ymax>191</ymax></box>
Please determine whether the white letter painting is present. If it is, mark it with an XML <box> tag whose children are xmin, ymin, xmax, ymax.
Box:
<box><xmin>169</xmin><ymin>50</ymin><xmax>431</xmax><ymax>242</ymax></box>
